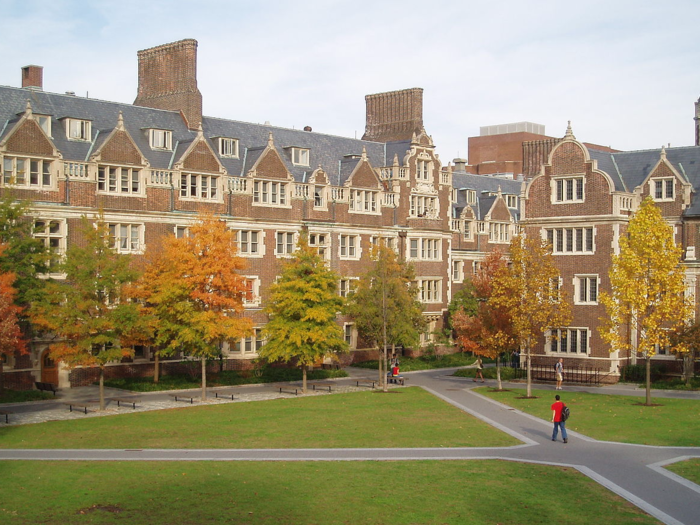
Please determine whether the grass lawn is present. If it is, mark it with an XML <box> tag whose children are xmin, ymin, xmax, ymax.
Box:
<box><xmin>0</xmin><ymin>387</ymin><xmax>519</xmax><ymax>449</ymax></box>
<box><xmin>476</xmin><ymin>387</ymin><xmax>700</xmax><ymax>447</ymax></box>
<box><xmin>0</xmin><ymin>460</ymin><xmax>661</xmax><ymax>525</ymax></box>
<box><xmin>665</xmin><ymin>458</ymin><xmax>700</xmax><ymax>485</ymax></box>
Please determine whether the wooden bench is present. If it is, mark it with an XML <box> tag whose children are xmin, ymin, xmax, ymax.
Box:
<box><xmin>356</xmin><ymin>379</ymin><xmax>376</xmax><ymax>389</ymax></box>
<box><xmin>169</xmin><ymin>393</ymin><xmax>196</xmax><ymax>404</ymax></box>
<box><xmin>110</xmin><ymin>397</ymin><xmax>140</xmax><ymax>409</ymax></box>
<box><xmin>35</xmin><ymin>381</ymin><xmax>58</xmax><ymax>396</ymax></box>
<box><xmin>63</xmin><ymin>402</ymin><xmax>96</xmax><ymax>414</ymax></box>
<box><xmin>211</xmin><ymin>390</ymin><xmax>238</xmax><ymax>400</ymax></box>
<box><xmin>0</xmin><ymin>410</ymin><xmax>12</xmax><ymax>423</ymax></box>
<box><xmin>310</xmin><ymin>382</ymin><xmax>334</xmax><ymax>392</ymax></box>
<box><xmin>277</xmin><ymin>385</ymin><xmax>300</xmax><ymax>395</ymax></box>
<box><xmin>387</xmin><ymin>375</ymin><xmax>406</xmax><ymax>386</ymax></box>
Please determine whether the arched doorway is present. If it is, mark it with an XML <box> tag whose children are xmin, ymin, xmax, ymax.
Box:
<box><xmin>41</xmin><ymin>350</ymin><xmax>58</xmax><ymax>385</ymax></box>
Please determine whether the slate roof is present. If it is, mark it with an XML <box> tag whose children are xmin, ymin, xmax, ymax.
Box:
<box><xmin>450</xmin><ymin>171</ymin><xmax>523</xmax><ymax>221</ymax></box>
<box><xmin>0</xmin><ymin>86</ymin><xmax>388</xmax><ymax>183</ymax></box>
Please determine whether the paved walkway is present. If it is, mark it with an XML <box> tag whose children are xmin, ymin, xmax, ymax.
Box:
<box><xmin>1</xmin><ymin>367</ymin><xmax>699</xmax><ymax>525</ymax></box>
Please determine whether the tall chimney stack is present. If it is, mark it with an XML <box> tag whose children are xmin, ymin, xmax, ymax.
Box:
<box><xmin>22</xmin><ymin>65</ymin><xmax>43</xmax><ymax>90</ymax></box>
<box><xmin>134</xmin><ymin>39</ymin><xmax>202</xmax><ymax>130</ymax></box>
<box><xmin>362</xmin><ymin>88</ymin><xmax>424</xmax><ymax>142</ymax></box>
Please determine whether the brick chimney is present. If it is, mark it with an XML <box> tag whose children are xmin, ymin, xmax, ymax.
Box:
<box><xmin>362</xmin><ymin>88</ymin><xmax>424</xmax><ymax>142</ymax></box>
<box><xmin>134</xmin><ymin>39</ymin><xmax>202</xmax><ymax>130</ymax></box>
<box><xmin>22</xmin><ymin>65</ymin><xmax>43</xmax><ymax>90</ymax></box>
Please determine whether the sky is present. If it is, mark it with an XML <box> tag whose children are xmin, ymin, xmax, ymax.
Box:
<box><xmin>2</xmin><ymin>0</ymin><xmax>699</xmax><ymax>163</ymax></box>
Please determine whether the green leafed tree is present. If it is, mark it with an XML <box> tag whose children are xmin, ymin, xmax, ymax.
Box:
<box><xmin>345</xmin><ymin>243</ymin><xmax>426</xmax><ymax>391</ymax></box>
<box><xmin>134</xmin><ymin>213</ymin><xmax>253</xmax><ymax>399</ymax></box>
<box><xmin>599</xmin><ymin>197</ymin><xmax>693</xmax><ymax>405</ymax></box>
<box><xmin>260</xmin><ymin>233</ymin><xmax>347</xmax><ymax>393</ymax></box>
<box><xmin>28</xmin><ymin>214</ymin><xmax>145</xmax><ymax>409</ymax></box>
<box><xmin>491</xmin><ymin>235</ymin><xmax>571</xmax><ymax>398</ymax></box>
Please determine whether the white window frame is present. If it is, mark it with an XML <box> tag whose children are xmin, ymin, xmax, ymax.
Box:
<box><xmin>237</xmin><ymin>230</ymin><xmax>262</xmax><ymax>256</ymax></box>
<box><xmin>652</xmin><ymin>178</ymin><xmax>675</xmax><ymax>202</ymax></box>
<box><xmin>452</xmin><ymin>261</ymin><xmax>464</xmax><ymax>282</ymax></box>
<box><xmin>235</xmin><ymin>327</ymin><xmax>265</xmax><ymax>355</ymax></box>
<box><xmin>410</xmin><ymin>195</ymin><xmax>437</xmax><ymax>218</ymax></box>
<box><xmin>546</xmin><ymin>227</ymin><xmax>595</xmax><ymax>255</ymax></box>
<box><xmin>349</xmin><ymin>189</ymin><xmax>378</xmax><ymax>213</ymax></box>
<box><xmin>242</xmin><ymin>277</ymin><xmax>261</xmax><ymax>307</ymax></box>
<box><xmin>417</xmin><ymin>159</ymin><xmax>431</xmax><ymax>181</ymax></box>
<box><xmin>344</xmin><ymin>323</ymin><xmax>356</xmax><ymax>348</ymax></box>
<box><xmin>292</xmin><ymin>148</ymin><xmax>310</xmax><ymax>166</ymax></box>
<box><xmin>108</xmin><ymin>223</ymin><xmax>143</xmax><ymax>254</ymax></box>
<box><xmin>309</xmin><ymin>232</ymin><xmax>329</xmax><ymax>260</ymax></box>
<box><xmin>553</xmin><ymin>177</ymin><xmax>584</xmax><ymax>203</ymax></box>
<box><xmin>36</xmin><ymin>115</ymin><xmax>51</xmax><ymax>137</ymax></box>
<box><xmin>339</xmin><ymin>234</ymin><xmax>359</xmax><ymax>259</ymax></box>
<box><xmin>339</xmin><ymin>278</ymin><xmax>358</xmax><ymax>298</ymax></box>
<box><xmin>505</xmin><ymin>194</ymin><xmax>518</xmax><ymax>208</ymax></box>
<box><xmin>98</xmin><ymin>165</ymin><xmax>142</xmax><ymax>195</ymax></box>
<box><xmin>547</xmin><ymin>328</ymin><xmax>590</xmax><ymax>354</ymax></box>
<box><xmin>34</xmin><ymin>219</ymin><xmax>66</xmax><ymax>273</ymax></box>
<box><xmin>180</xmin><ymin>173</ymin><xmax>220</xmax><ymax>201</ymax></box>
<box><xmin>218</xmin><ymin>137</ymin><xmax>239</xmax><ymax>158</ymax></box>
<box><xmin>175</xmin><ymin>225</ymin><xmax>190</xmax><ymax>239</ymax></box>
<box><xmin>2</xmin><ymin>156</ymin><xmax>53</xmax><ymax>189</ymax></box>
<box><xmin>574</xmin><ymin>275</ymin><xmax>599</xmax><ymax>305</ymax></box>
<box><xmin>418</xmin><ymin>279</ymin><xmax>442</xmax><ymax>303</ymax></box>
<box><xmin>66</xmin><ymin>118</ymin><xmax>91</xmax><ymax>141</ymax></box>
<box><xmin>489</xmin><ymin>222</ymin><xmax>510</xmax><ymax>244</ymax></box>
<box><xmin>275</xmin><ymin>231</ymin><xmax>296</xmax><ymax>256</ymax></box>
<box><xmin>149</xmin><ymin>129</ymin><xmax>172</xmax><ymax>150</ymax></box>
<box><xmin>253</xmin><ymin>180</ymin><xmax>288</xmax><ymax>206</ymax></box>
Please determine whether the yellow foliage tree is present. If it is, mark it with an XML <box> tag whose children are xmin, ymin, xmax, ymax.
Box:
<box><xmin>599</xmin><ymin>197</ymin><xmax>693</xmax><ymax>405</ymax></box>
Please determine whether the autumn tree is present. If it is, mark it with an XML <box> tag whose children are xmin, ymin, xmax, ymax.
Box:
<box><xmin>447</xmin><ymin>279</ymin><xmax>479</xmax><ymax>331</ymax></box>
<box><xmin>260</xmin><ymin>234</ymin><xmax>347</xmax><ymax>393</ymax></box>
<box><xmin>29</xmin><ymin>215</ymin><xmax>144</xmax><ymax>409</ymax></box>
<box><xmin>599</xmin><ymin>197</ymin><xmax>693</xmax><ymax>405</ymax></box>
<box><xmin>135</xmin><ymin>214</ymin><xmax>253</xmax><ymax>399</ymax></box>
<box><xmin>491</xmin><ymin>235</ymin><xmax>571</xmax><ymax>397</ymax></box>
<box><xmin>452</xmin><ymin>250</ymin><xmax>515</xmax><ymax>390</ymax></box>
<box><xmin>345</xmin><ymin>243</ymin><xmax>425</xmax><ymax>391</ymax></box>
<box><xmin>0</xmin><ymin>244</ymin><xmax>27</xmax><ymax>393</ymax></box>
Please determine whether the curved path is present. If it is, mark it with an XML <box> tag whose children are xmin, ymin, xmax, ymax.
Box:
<box><xmin>1</xmin><ymin>369</ymin><xmax>699</xmax><ymax>525</ymax></box>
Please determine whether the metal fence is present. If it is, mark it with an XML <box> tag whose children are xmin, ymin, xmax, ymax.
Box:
<box><xmin>512</xmin><ymin>363</ymin><xmax>602</xmax><ymax>385</ymax></box>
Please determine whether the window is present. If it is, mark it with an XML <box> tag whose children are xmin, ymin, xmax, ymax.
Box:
<box><xmin>339</xmin><ymin>278</ymin><xmax>357</xmax><ymax>298</ymax></box>
<box><xmin>489</xmin><ymin>222</ymin><xmax>510</xmax><ymax>243</ymax></box>
<box><xmin>253</xmin><ymin>181</ymin><xmax>287</xmax><ymax>206</ymax></box>
<box><xmin>314</xmin><ymin>186</ymin><xmax>324</xmax><ymax>207</ymax></box>
<box><xmin>292</xmin><ymin>148</ymin><xmax>309</xmax><ymax>166</ymax></box>
<box><xmin>344</xmin><ymin>323</ymin><xmax>356</xmax><ymax>348</ymax></box>
<box><xmin>98</xmin><ymin>166</ymin><xmax>141</xmax><ymax>194</ymax></box>
<box><xmin>149</xmin><ymin>129</ymin><xmax>172</xmax><ymax>150</ymax></box>
<box><xmin>2</xmin><ymin>156</ymin><xmax>52</xmax><ymax>188</ymax></box>
<box><xmin>180</xmin><ymin>173</ymin><xmax>219</xmax><ymax>200</ymax></box>
<box><xmin>452</xmin><ymin>261</ymin><xmax>464</xmax><ymax>282</ymax></box>
<box><xmin>309</xmin><ymin>233</ymin><xmax>328</xmax><ymax>259</ymax></box>
<box><xmin>410</xmin><ymin>195</ymin><xmax>437</xmax><ymax>217</ymax></box>
<box><xmin>463</xmin><ymin>221</ymin><xmax>472</xmax><ymax>240</ymax></box>
<box><xmin>108</xmin><ymin>223</ymin><xmax>142</xmax><ymax>253</ymax></box>
<box><xmin>417</xmin><ymin>160</ymin><xmax>431</xmax><ymax>181</ymax></box>
<box><xmin>554</xmin><ymin>177</ymin><xmax>584</xmax><ymax>203</ymax></box>
<box><xmin>36</xmin><ymin>115</ymin><xmax>51</xmax><ymax>136</ymax></box>
<box><xmin>276</xmin><ymin>231</ymin><xmax>295</xmax><ymax>255</ymax></box>
<box><xmin>235</xmin><ymin>328</ymin><xmax>265</xmax><ymax>354</ymax></box>
<box><xmin>34</xmin><ymin>219</ymin><xmax>65</xmax><ymax>271</ymax></box>
<box><xmin>340</xmin><ymin>235</ymin><xmax>358</xmax><ymax>259</ymax></box>
<box><xmin>349</xmin><ymin>189</ymin><xmax>378</xmax><ymax>213</ymax></box>
<box><xmin>575</xmin><ymin>275</ymin><xmax>598</xmax><ymax>304</ymax></box>
<box><xmin>67</xmin><ymin>119</ymin><xmax>91</xmax><ymax>141</ymax></box>
<box><xmin>548</xmin><ymin>328</ymin><xmax>589</xmax><ymax>354</ymax></box>
<box><xmin>546</xmin><ymin>227</ymin><xmax>594</xmax><ymax>254</ymax></box>
<box><xmin>175</xmin><ymin>226</ymin><xmax>189</xmax><ymax>239</ymax></box>
<box><xmin>219</xmin><ymin>137</ymin><xmax>239</xmax><ymax>158</ymax></box>
<box><xmin>409</xmin><ymin>238</ymin><xmax>440</xmax><ymax>260</ymax></box>
<box><xmin>237</xmin><ymin>230</ymin><xmax>260</xmax><ymax>255</ymax></box>
<box><xmin>506</xmin><ymin>194</ymin><xmax>518</xmax><ymax>208</ymax></box>
<box><xmin>419</xmin><ymin>279</ymin><xmax>442</xmax><ymax>303</ymax></box>
<box><xmin>653</xmin><ymin>178</ymin><xmax>674</xmax><ymax>201</ymax></box>
<box><xmin>242</xmin><ymin>277</ymin><xmax>260</xmax><ymax>307</ymax></box>
<box><xmin>370</xmin><ymin>236</ymin><xmax>396</xmax><ymax>251</ymax></box>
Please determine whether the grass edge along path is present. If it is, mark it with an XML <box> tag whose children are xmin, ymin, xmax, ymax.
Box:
<box><xmin>0</xmin><ymin>387</ymin><xmax>519</xmax><ymax>449</ymax></box>
<box><xmin>0</xmin><ymin>460</ymin><xmax>662</xmax><ymax>525</ymax></box>
<box><xmin>665</xmin><ymin>458</ymin><xmax>700</xmax><ymax>486</ymax></box>
<box><xmin>475</xmin><ymin>386</ymin><xmax>700</xmax><ymax>447</ymax></box>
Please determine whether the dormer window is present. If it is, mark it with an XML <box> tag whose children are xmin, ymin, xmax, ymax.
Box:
<box><xmin>36</xmin><ymin>115</ymin><xmax>51</xmax><ymax>136</ymax></box>
<box><xmin>219</xmin><ymin>137</ymin><xmax>239</xmax><ymax>158</ymax></box>
<box><xmin>506</xmin><ymin>194</ymin><xmax>518</xmax><ymax>208</ymax></box>
<box><xmin>66</xmin><ymin>118</ymin><xmax>91</xmax><ymax>141</ymax></box>
<box><xmin>652</xmin><ymin>178</ymin><xmax>674</xmax><ymax>201</ymax></box>
<box><xmin>149</xmin><ymin>129</ymin><xmax>172</xmax><ymax>150</ymax></box>
<box><xmin>292</xmin><ymin>148</ymin><xmax>309</xmax><ymax>166</ymax></box>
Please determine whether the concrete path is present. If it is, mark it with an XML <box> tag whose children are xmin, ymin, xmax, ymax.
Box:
<box><xmin>1</xmin><ymin>367</ymin><xmax>699</xmax><ymax>525</ymax></box>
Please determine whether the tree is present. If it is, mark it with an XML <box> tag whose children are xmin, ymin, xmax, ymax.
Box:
<box><xmin>28</xmin><ymin>214</ymin><xmax>143</xmax><ymax>410</ymax></box>
<box><xmin>491</xmin><ymin>235</ymin><xmax>571</xmax><ymax>398</ymax></box>
<box><xmin>0</xmin><ymin>244</ymin><xmax>27</xmax><ymax>393</ymax></box>
<box><xmin>260</xmin><ymin>233</ymin><xmax>347</xmax><ymax>393</ymax></box>
<box><xmin>452</xmin><ymin>250</ymin><xmax>515</xmax><ymax>390</ymax></box>
<box><xmin>599</xmin><ymin>197</ymin><xmax>693</xmax><ymax>405</ymax></box>
<box><xmin>446</xmin><ymin>279</ymin><xmax>479</xmax><ymax>331</ymax></box>
<box><xmin>345</xmin><ymin>244</ymin><xmax>425</xmax><ymax>391</ymax></box>
<box><xmin>135</xmin><ymin>213</ymin><xmax>253</xmax><ymax>399</ymax></box>
<box><xmin>669</xmin><ymin>320</ymin><xmax>700</xmax><ymax>386</ymax></box>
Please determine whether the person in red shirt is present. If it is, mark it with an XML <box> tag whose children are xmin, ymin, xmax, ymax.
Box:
<box><xmin>551</xmin><ymin>394</ymin><xmax>568</xmax><ymax>443</ymax></box>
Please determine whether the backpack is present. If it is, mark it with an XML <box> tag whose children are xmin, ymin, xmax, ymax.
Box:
<box><xmin>561</xmin><ymin>405</ymin><xmax>570</xmax><ymax>422</ymax></box>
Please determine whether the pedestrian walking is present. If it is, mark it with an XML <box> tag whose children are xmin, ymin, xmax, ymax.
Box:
<box><xmin>551</xmin><ymin>394</ymin><xmax>568</xmax><ymax>443</ymax></box>
<box><xmin>555</xmin><ymin>358</ymin><xmax>564</xmax><ymax>390</ymax></box>
<box><xmin>473</xmin><ymin>356</ymin><xmax>485</xmax><ymax>383</ymax></box>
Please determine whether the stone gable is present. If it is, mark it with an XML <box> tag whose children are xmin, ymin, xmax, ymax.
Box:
<box><xmin>182</xmin><ymin>140</ymin><xmax>221</xmax><ymax>172</ymax></box>
<box><xmin>98</xmin><ymin>130</ymin><xmax>143</xmax><ymax>165</ymax></box>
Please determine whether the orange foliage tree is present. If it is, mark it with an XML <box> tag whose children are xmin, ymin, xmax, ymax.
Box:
<box><xmin>0</xmin><ymin>244</ymin><xmax>27</xmax><ymax>392</ymax></box>
<box><xmin>452</xmin><ymin>250</ymin><xmax>515</xmax><ymax>390</ymax></box>
<box><xmin>135</xmin><ymin>213</ymin><xmax>253</xmax><ymax>399</ymax></box>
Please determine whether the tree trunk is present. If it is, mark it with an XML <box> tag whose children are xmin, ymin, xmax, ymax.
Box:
<box><xmin>99</xmin><ymin>365</ymin><xmax>105</xmax><ymax>411</ymax></box>
<box><xmin>302</xmin><ymin>366</ymin><xmax>307</xmax><ymax>394</ymax></box>
<box><xmin>154</xmin><ymin>352</ymin><xmax>160</xmax><ymax>384</ymax></box>
<box><xmin>201</xmin><ymin>357</ymin><xmax>207</xmax><ymax>401</ymax></box>
<box><xmin>0</xmin><ymin>361</ymin><xmax>4</xmax><ymax>394</ymax></box>
<box><xmin>496</xmin><ymin>354</ymin><xmax>502</xmax><ymax>390</ymax></box>
<box><xmin>526</xmin><ymin>345</ymin><xmax>532</xmax><ymax>398</ymax></box>
<box><xmin>645</xmin><ymin>355</ymin><xmax>652</xmax><ymax>406</ymax></box>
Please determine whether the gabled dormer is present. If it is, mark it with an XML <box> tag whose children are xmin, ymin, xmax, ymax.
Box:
<box><xmin>638</xmin><ymin>146</ymin><xmax>692</xmax><ymax>211</ymax></box>
<box><xmin>345</xmin><ymin>148</ymin><xmax>383</xmax><ymax>215</ymax></box>
<box><xmin>173</xmin><ymin>127</ymin><xmax>227</xmax><ymax>202</ymax></box>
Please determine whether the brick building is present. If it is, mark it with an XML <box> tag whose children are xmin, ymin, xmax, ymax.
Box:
<box><xmin>0</xmin><ymin>39</ymin><xmax>521</xmax><ymax>388</ymax></box>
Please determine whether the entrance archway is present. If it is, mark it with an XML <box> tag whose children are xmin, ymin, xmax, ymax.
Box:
<box><xmin>41</xmin><ymin>350</ymin><xmax>58</xmax><ymax>385</ymax></box>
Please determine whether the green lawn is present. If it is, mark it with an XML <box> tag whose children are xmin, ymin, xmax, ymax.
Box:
<box><xmin>0</xmin><ymin>460</ymin><xmax>661</xmax><ymax>525</ymax></box>
<box><xmin>476</xmin><ymin>387</ymin><xmax>700</xmax><ymax>446</ymax></box>
<box><xmin>665</xmin><ymin>458</ymin><xmax>700</xmax><ymax>485</ymax></box>
<box><xmin>0</xmin><ymin>388</ymin><xmax>519</xmax><ymax>449</ymax></box>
